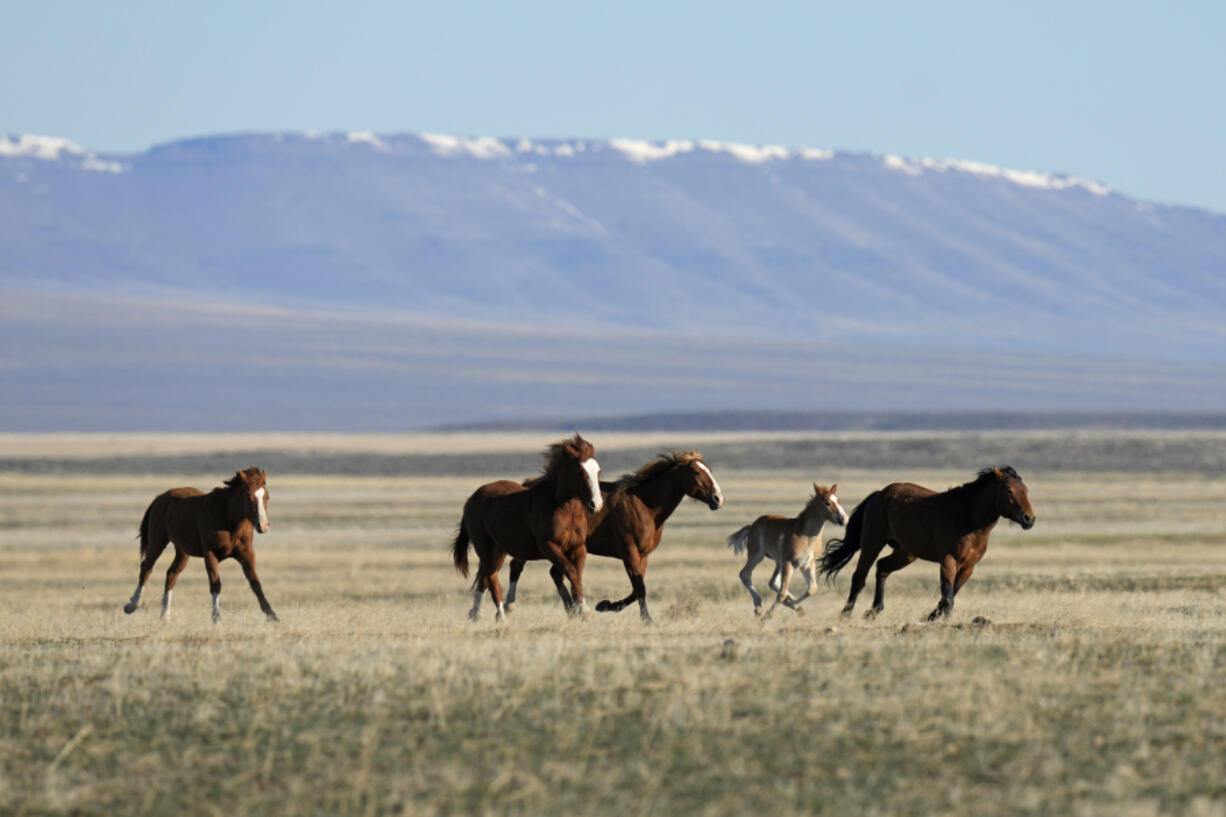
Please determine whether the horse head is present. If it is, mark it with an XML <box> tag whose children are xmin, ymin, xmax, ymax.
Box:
<box><xmin>559</xmin><ymin>434</ymin><xmax>603</xmax><ymax>514</ymax></box>
<box><xmin>989</xmin><ymin>466</ymin><xmax>1035</xmax><ymax>529</ymax></box>
<box><xmin>226</xmin><ymin>467</ymin><xmax>270</xmax><ymax>533</ymax></box>
<box><xmin>811</xmin><ymin>482</ymin><xmax>850</xmax><ymax>526</ymax></box>
<box><xmin>681</xmin><ymin>454</ymin><xmax>723</xmax><ymax>510</ymax></box>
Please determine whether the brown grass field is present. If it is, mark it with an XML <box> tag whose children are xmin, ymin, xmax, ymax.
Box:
<box><xmin>1</xmin><ymin>432</ymin><xmax>1224</xmax><ymax>816</ymax></box>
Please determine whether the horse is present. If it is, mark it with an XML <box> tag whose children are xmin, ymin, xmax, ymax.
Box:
<box><xmin>122</xmin><ymin>467</ymin><xmax>278</xmax><ymax>622</ymax></box>
<box><xmin>728</xmin><ymin>482</ymin><xmax>848</xmax><ymax>617</ymax></box>
<box><xmin>451</xmin><ymin>434</ymin><xmax>603</xmax><ymax>622</ymax></box>
<box><xmin>503</xmin><ymin>451</ymin><xmax>724</xmax><ymax>624</ymax></box>
<box><xmin>818</xmin><ymin>466</ymin><xmax>1035</xmax><ymax>621</ymax></box>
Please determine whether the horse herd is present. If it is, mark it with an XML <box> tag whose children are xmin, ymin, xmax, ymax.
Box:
<box><xmin>120</xmin><ymin>434</ymin><xmax>1037</xmax><ymax>625</ymax></box>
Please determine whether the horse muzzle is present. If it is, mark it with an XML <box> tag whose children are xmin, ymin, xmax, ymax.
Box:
<box><xmin>1019</xmin><ymin>514</ymin><xmax>1035</xmax><ymax>530</ymax></box>
<box><xmin>707</xmin><ymin>495</ymin><xmax>723</xmax><ymax>511</ymax></box>
<box><xmin>587</xmin><ymin>499</ymin><xmax>603</xmax><ymax>514</ymax></box>
<box><xmin>257</xmin><ymin>523</ymin><xmax>270</xmax><ymax>534</ymax></box>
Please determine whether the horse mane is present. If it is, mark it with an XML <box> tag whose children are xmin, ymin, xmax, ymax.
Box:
<box><xmin>975</xmin><ymin>465</ymin><xmax>1021</xmax><ymax>483</ymax></box>
<box><xmin>615</xmin><ymin>450</ymin><xmax>703</xmax><ymax>492</ymax></box>
<box><xmin>223</xmin><ymin>467</ymin><xmax>264</xmax><ymax>490</ymax></box>
<box><xmin>522</xmin><ymin>434</ymin><xmax>594</xmax><ymax>488</ymax></box>
<box><xmin>948</xmin><ymin>465</ymin><xmax>1021</xmax><ymax>497</ymax></box>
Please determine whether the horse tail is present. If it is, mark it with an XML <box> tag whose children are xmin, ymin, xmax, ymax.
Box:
<box><xmin>726</xmin><ymin>524</ymin><xmax>752</xmax><ymax>555</ymax></box>
<box><xmin>137</xmin><ymin>502</ymin><xmax>153</xmax><ymax>559</ymax></box>
<box><xmin>818</xmin><ymin>494</ymin><xmax>872</xmax><ymax>583</ymax></box>
<box><xmin>451</xmin><ymin>520</ymin><xmax>471</xmax><ymax>579</ymax></box>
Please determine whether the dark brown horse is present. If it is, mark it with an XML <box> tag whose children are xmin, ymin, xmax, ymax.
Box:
<box><xmin>452</xmin><ymin>434</ymin><xmax>603</xmax><ymax>621</ymax></box>
<box><xmin>505</xmin><ymin>451</ymin><xmax>724</xmax><ymax>624</ymax></box>
<box><xmin>818</xmin><ymin>466</ymin><xmax>1035</xmax><ymax>621</ymax></box>
<box><xmin>123</xmin><ymin>467</ymin><xmax>278</xmax><ymax>622</ymax></box>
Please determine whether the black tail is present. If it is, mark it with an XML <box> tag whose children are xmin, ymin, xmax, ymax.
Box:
<box><xmin>451</xmin><ymin>520</ymin><xmax>470</xmax><ymax>578</ymax></box>
<box><xmin>818</xmin><ymin>495</ymin><xmax>870</xmax><ymax>583</ymax></box>
<box><xmin>138</xmin><ymin>504</ymin><xmax>152</xmax><ymax>559</ymax></box>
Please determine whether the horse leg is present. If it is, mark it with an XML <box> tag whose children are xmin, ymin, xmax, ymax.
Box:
<box><xmin>468</xmin><ymin>573</ymin><xmax>486</xmax><ymax>621</ymax></box>
<box><xmin>738</xmin><ymin>540</ymin><xmax>766</xmax><ymax>615</ymax></box>
<box><xmin>125</xmin><ymin>518</ymin><xmax>170</xmax><ymax>614</ymax></box>
<box><xmin>505</xmin><ymin>559</ymin><xmax>526</xmax><ymax>612</ymax></box>
<box><xmin>548</xmin><ymin>563</ymin><xmax>574</xmax><ymax>611</ymax></box>
<box><xmin>789</xmin><ymin>560</ymin><xmax>820</xmax><ymax>612</ymax></box>
<box><xmin>234</xmin><ymin>547</ymin><xmax>278</xmax><ymax>622</ymax></box>
<box><xmin>926</xmin><ymin>555</ymin><xmax>958</xmax><ymax>621</ymax></box>
<box><xmin>866</xmin><ymin>549</ymin><xmax>916</xmax><ymax>619</ymax></box>
<box><xmin>599</xmin><ymin>548</ymin><xmax>652</xmax><ymax>623</ymax></box>
<box><xmin>764</xmin><ymin>561</ymin><xmax>795</xmax><ymax>620</ymax></box>
<box><xmin>543</xmin><ymin>541</ymin><xmax>587</xmax><ymax>615</ymax></box>
<box><xmin>950</xmin><ymin>558</ymin><xmax>979</xmax><ymax>608</ymax></box>
<box><xmin>160</xmin><ymin>549</ymin><xmax>189</xmax><ymax>619</ymax></box>
<box><xmin>480</xmin><ymin>553</ymin><xmax>508</xmax><ymax>621</ymax></box>
<box><xmin>842</xmin><ymin>523</ymin><xmax>889</xmax><ymax>617</ymax></box>
<box><xmin>203</xmin><ymin>551</ymin><xmax>222</xmax><ymax>623</ymax></box>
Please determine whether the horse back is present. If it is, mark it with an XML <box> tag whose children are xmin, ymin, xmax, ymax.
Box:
<box><xmin>146</xmin><ymin>487</ymin><xmax>210</xmax><ymax>552</ymax></box>
<box><xmin>463</xmin><ymin>479</ymin><xmax>542</xmax><ymax>558</ymax></box>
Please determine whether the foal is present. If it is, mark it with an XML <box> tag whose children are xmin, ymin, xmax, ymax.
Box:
<box><xmin>123</xmin><ymin>467</ymin><xmax>278</xmax><ymax>622</ymax></box>
<box><xmin>728</xmin><ymin>483</ymin><xmax>848</xmax><ymax>617</ymax></box>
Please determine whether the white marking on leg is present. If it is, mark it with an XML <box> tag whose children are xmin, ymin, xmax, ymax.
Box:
<box><xmin>495</xmin><ymin>600</ymin><xmax>506</xmax><ymax>620</ymax></box>
<box><xmin>831</xmin><ymin>494</ymin><xmax>849</xmax><ymax>525</ymax></box>
<box><xmin>125</xmin><ymin>585</ymin><xmax>143</xmax><ymax>612</ymax></box>
<box><xmin>254</xmin><ymin>486</ymin><xmax>269</xmax><ymax>532</ymax></box>
<box><xmin>160</xmin><ymin>590</ymin><xmax>172</xmax><ymax>618</ymax></box>
<box><xmin>695</xmin><ymin>461</ymin><xmax>723</xmax><ymax>507</ymax></box>
<box><xmin>211</xmin><ymin>592</ymin><xmax>221</xmax><ymax>620</ymax></box>
<box><xmin>580</xmin><ymin>457</ymin><xmax>603</xmax><ymax>512</ymax></box>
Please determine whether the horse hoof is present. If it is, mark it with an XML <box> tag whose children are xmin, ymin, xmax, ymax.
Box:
<box><xmin>595</xmin><ymin>600</ymin><xmax>613</xmax><ymax>613</ymax></box>
<box><xmin>504</xmin><ymin>602</ymin><xmax>515</xmax><ymax>613</ymax></box>
<box><xmin>467</xmin><ymin>610</ymin><xmax>480</xmax><ymax>622</ymax></box>
<box><xmin>123</xmin><ymin>603</ymin><xmax>136</xmax><ymax>614</ymax></box>
<box><xmin>864</xmin><ymin>609</ymin><xmax>880</xmax><ymax>620</ymax></box>
<box><xmin>266</xmin><ymin>613</ymin><xmax>280</xmax><ymax>623</ymax></box>
<box><xmin>753</xmin><ymin>606</ymin><xmax>763</xmax><ymax>617</ymax></box>
<box><xmin>793</xmin><ymin>606</ymin><xmax>806</xmax><ymax>618</ymax></box>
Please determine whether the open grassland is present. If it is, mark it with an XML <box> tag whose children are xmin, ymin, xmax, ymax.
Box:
<box><xmin>1</xmin><ymin>433</ymin><xmax>1225</xmax><ymax>816</ymax></box>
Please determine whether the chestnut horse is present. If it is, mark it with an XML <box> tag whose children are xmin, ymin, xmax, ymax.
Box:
<box><xmin>504</xmin><ymin>451</ymin><xmax>724</xmax><ymax>623</ymax></box>
<box><xmin>728</xmin><ymin>482</ymin><xmax>848</xmax><ymax>617</ymax></box>
<box><xmin>818</xmin><ymin>466</ymin><xmax>1035</xmax><ymax>621</ymax></box>
<box><xmin>452</xmin><ymin>434</ymin><xmax>603</xmax><ymax>621</ymax></box>
<box><xmin>123</xmin><ymin>467</ymin><xmax>278</xmax><ymax>622</ymax></box>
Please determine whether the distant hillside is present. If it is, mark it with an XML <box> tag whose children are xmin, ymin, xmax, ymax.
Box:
<box><xmin>438</xmin><ymin>411</ymin><xmax>1226</xmax><ymax>433</ymax></box>
<box><xmin>3</xmin><ymin>132</ymin><xmax>1225</xmax><ymax>430</ymax></box>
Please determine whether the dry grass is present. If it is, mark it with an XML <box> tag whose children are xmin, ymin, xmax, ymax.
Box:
<box><xmin>1</xmin><ymin>439</ymin><xmax>1225</xmax><ymax>816</ymax></box>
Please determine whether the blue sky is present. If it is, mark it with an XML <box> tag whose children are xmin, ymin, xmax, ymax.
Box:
<box><xmin>4</xmin><ymin>0</ymin><xmax>1224</xmax><ymax>212</ymax></box>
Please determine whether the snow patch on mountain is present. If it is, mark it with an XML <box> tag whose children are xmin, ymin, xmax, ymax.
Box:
<box><xmin>882</xmin><ymin>153</ymin><xmax>1110</xmax><ymax>195</ymax></box>
<box><xmin>0</xmin><ymin>134</ymin><xmax>124</xmax><ymax>173</ymax></box>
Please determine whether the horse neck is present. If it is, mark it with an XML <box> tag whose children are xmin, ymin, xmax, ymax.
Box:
<box><xmin>950</xmin><ymin>480</ymin><xmax>1001</xmax><ymax>533</ymax></box>
<box><xmin>536</xmin><ymin>462</ymin><xmax>580</xmax><ymax>507</ymax></box>
<box><xmin>213</xmin><ymin>486</ymin><xmax>247</xmax><ymax>532</ymax></box>
<box><xmin>792</xmin><ymin>504</ymin><xmax>827</xmax><ymax>538</ymax></box>
<box><xmin>628</xmin><ymin>469</ymin><xmax>686</xmax><ymax>528</ymax></box>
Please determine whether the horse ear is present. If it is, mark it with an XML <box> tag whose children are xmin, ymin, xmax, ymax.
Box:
<box><xmin>830</xmin><ymin>483</ymin><xmax>838</xmax><ymax>494</ymax></box>
<box><xmin>261</xmin><ymin>469</ymin><xmax>268</xmax><ymax>481</ymax></box>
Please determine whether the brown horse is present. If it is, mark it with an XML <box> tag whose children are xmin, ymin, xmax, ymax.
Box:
<box><xmin>452</xmin><ymin>434</ymin><xmax>603</xmax><ymax>621</ymax></box>
<box><xmin>728</xmin><ymin>482</ymin><xmax>848</xmax><ymax>617</ymax></box>
<box><xmin>504</xmin><ymin>451</ymin><xmax>724</xmax><ymax>623</ymax></box>
<box><xmin>123</xmin><ymin>467</ymin><xmax>278</xmax><ymax>622</ymax></box>
<box><xmin>818</xmin><ymin>466</ymin><xmax>1035</xmax><ymax>621</ymax></box>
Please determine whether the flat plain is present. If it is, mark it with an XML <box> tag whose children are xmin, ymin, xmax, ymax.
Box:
<box><xmin>1</xmin><ymin>432</ymin><xmax>1224</xmax><ymax>816</ymax></box>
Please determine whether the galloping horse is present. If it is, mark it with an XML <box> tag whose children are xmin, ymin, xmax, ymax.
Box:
<box><xmin>452</xmin><ymin>434</ymin><xmax>603</xmax><ymax>621</ymax></box>
<box><xmin>123</xmin><ymin>467</ymin><xmax>278</xmax><ymax>622</ymax></box>
<box><xmin>728</xmin><ymin>482</ymin><xmax>848</xmax><ymax>617</ymax></box>
<box><xmin>819</xmin><ymin>466</ymin><xmax>1035</xmax><ymax>621</ymax></box>
<box><xmin>504</xmin><ymin>451</ymin><xmax>723</xmax><ymax>623</ymax></box>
